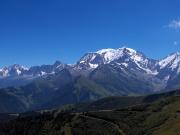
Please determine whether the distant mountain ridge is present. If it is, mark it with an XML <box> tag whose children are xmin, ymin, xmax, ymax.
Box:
<box><xmin>0</xmin><ymin>61</ymin><xmax>66</xmax><ymax>77</ymax></box>
<box><xmin>0</xmin><ymin>61</ymin><xmax>68</xmax><ymax>88</ymax></box>
<box><xmin>0</xmin><ymin>47</ymin><xmax>179</xmax><ymax>89</ymax></box>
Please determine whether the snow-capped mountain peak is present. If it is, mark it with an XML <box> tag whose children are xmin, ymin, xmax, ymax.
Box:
<box><xmin>159</xmin><ymin>52</ymin><xmax>180</xmax><ymax>70</ymax></box>
<box><xmin>76</xmin><ymin>48</ymin><xmax>126</xmax><ymax>70</ymax></box>
<box><xmin>0</xmin><ymin>64</ymin><xmax>29</xmax><ymax>77</ymax></box>
<box><xmin>76</xmin><ymin>47</ymin><xmax>158</xmax><ymax>75</ymax></box>
<box><xmin>109</xmin><ymin>47</ymin><xmax>158</xmax><ymax>75</ymax></box>
<box><xmin>96</xmin><ymin>48</ymin><xmax>123</xmax><ymax>63</ymax></box>
<box><xmin>157</xmin><ymin>52</ymin><xmax>180</xmax><ymax>82</ymax></box>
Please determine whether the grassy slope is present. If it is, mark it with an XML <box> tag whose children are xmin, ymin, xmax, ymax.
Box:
<box><xmin>150</xmin><ymin>96</ymin><xmax>180</xmax><ymax>135</ymax></box>
<box><xmin>1</xmin><ymin>93</ymin><xmax>180</xmax><ymax>135</ymax></box>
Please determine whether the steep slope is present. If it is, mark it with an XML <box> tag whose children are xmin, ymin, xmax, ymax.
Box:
<box><xmin>89</xmin><ymin>64</ymin><xmax>162</xmax><ymax>95</ymax></box>
<box><xmin>157</xmin><ymin>53</ymin><xmax>180</xmax><ymax>89</ymax></box>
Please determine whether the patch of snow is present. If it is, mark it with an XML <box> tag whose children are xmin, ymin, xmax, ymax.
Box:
<box><xmin>121</xmin><ymin>63</ymin><xmax>128</xmax><ymax>67</ymax></box>
<box><xmin>125</xmin><ymin>47</ymin><xmax>137</xmax><ymax>54</ymax></box>
<box><xmin>96</xmin><ymin>47</ymin><xmax>138</xmax><ymax>63</ymax></box>
<box><xmin>80</xmin><ymin>61</ymin><xmax>85</xmax><ymax>64</ymax></box>
<box><xmin>164</xmin><ymin>75</ymin><xmax>170</xmax><ymax>81</ymax></box>
<box><xmin>89</xmin><ymin>63</ymin><xmax>99</xmax><ymax>68</ymax></box>
<box><xmin>41</xmin><ymin>71</ymin><xmax>47</xmax><ymax>76</ymax></box>
<box><xmin>22</xmin><ymin>66</ymin><xmax>29</xmax><ymax>71</ymax></box>
<box><xmin>16</xmin><ymin>69</ymin><xmax>21</xmax><ymax>75</ymax></box>
<box><xmin>91</xmin><ymin>55</ymin><xmax>97</xmax><ymax>61</ymax></box>
<box><xmin>96</xmin><ymin>48</ymin><xmax>116</xmax><ymax>54</ymax></box>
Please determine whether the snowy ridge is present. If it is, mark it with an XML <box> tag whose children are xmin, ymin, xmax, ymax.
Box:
<box><xmin>77</xmin><ymin>47</ymin><xmax>139</xmax><ymax>69</ymax></box>
<box><xmin>77</xmin><ymin>47</ymin><xmax>158</xmax><ymax>75</ymax></box>
<box><xmin>157</xmin><ymin>52</ymin><xmax>180</xmax><ymax>81</ymax></box>
<box><xmin>0</xmin><ymin>64</ymin><xmax>29</xmax><ymax>77</ymax></box>
<box><xmin>0</xmin><ymin>61</ymin><xmax>65</xmax><ymax>78</ymax></box>
<box><xmin>159</xmin><ymin>52</ymin><xmax>180</xmax><ymax>70</ymax></box>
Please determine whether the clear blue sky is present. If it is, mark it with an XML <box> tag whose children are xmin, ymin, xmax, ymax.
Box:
<box><xmin>0</xmin><ymin>0</ymin><xmax>179</xmax><ymax>67</ymax></box>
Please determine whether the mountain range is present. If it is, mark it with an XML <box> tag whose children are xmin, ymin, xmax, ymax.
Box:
<box><xmin>0</xmin><ymin>47</ymin><xmax>180</xmax><ymax>113</ymax></box>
